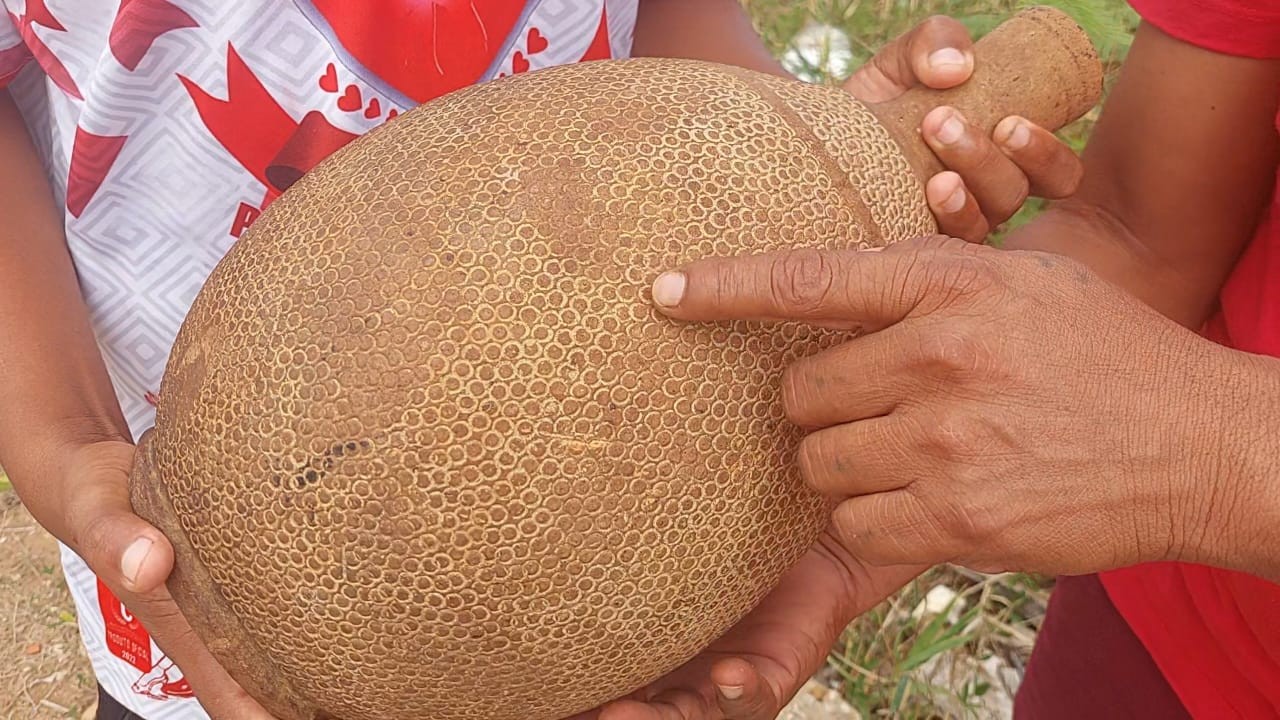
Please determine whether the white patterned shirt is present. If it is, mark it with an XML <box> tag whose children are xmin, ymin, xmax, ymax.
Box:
<box><xmin>0</xmin><ymin>1</ymin><xmax>638</xmax><ymax>716</ymax></box>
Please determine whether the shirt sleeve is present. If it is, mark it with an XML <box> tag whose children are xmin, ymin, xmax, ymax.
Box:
<box><xmin>0</xmin><ymin>12</ymin><xmax>31</xmax><ymax>89</ymax></box>
<box><xmin>1129</xmin><ymin>0</ymin><xmax>1280</xmax><ymax>59</ymax></box>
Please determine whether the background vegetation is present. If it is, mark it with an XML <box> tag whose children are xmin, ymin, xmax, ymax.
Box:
<box><xmin>738</xmin><ymin>0</ymin><xmax>1137</xmax><ymax>716</ymax></box>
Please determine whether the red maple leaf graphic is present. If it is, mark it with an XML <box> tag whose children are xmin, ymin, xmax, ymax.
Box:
<box><xmin>22</xmin><ymin>0</ymin><xmax>63</xmax><ymax>31</ymax></box>
<box><xmin>66</xmin><ymin>128</ymin><xmax>128</xmax><ymax>218</ymax></box>
<box><xmin>180</xmin><ymin>45</ymin><xmax>357</xmax><ymax>200</ymax></box>
<box><xmin>11</xmin><ymin>0</ymin><xmax>80</xmax><ymax>99</ymax></box>
<box><xmin>577</xmin><ymin>7</ymin><xmax>612</xmax><ymax>62</ymax></box>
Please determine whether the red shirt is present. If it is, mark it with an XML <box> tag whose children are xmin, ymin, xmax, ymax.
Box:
<box><xmin>1099</xmin><ymin>1</ymin><xmax>1280</xmax><ymax>716</ymax></box>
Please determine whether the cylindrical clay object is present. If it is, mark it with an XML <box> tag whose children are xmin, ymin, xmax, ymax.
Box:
<box><xmin>873</xmin><ymin>5</ymin><xmax>1103</xmax><ymax>184</ymax></box>
<box><xmin>129</xmin><ymin>8</ymin><xmax>1102</xmax><ymax>720</ymax></box>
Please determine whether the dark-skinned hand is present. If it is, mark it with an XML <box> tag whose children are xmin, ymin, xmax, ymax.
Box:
<box><xmin>577</xmin><ymin>532</ymin><xmax>920</xmax><ymax>720</ymax></box>
<box><xmin>649</xmin><ymin>236</ymin><xmax>1269</xmax><ymax>577</ymax></box>
<box><xmin>16</xmin><ymin>439</ymin><xmax>279</xmax><ymax>718</ymax></box>
<box><xmin>842</xmin><ymin>16</ymin><xmax>1084</xmax><ymax>241</ymax></box>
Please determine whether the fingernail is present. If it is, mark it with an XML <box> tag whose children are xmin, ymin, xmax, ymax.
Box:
<box><xmin>927</xmin><ymin>47</ymin><xmax>967</xmax><ymax>72</ymax></box>
<box><xmin>940</xmin><ymin>185</ymin><xmax>967</xmax><ymax>214</ymax></box>
<box><xmin>651</xmin><ymin>272</ymin><xmax>686</xmax><ymax>308</ymax></box>
<box><xmin>1001</xmin><ymin>119</ymin><xmax>1031</xmax><ymax>150</ymax></box>
<box><xmin>935</xmin><ymin>112</ymin><xmax>965</xmax><ymax>146</ymax></box>
<box><xmin>121</xmin><ymin>537</ymin><xmax>153</xmax><ymax>586</ymax></box>
<box><xmin>717</xmin><ymin>685</ymin><xmax>744</xmax><ymax>701</ymax></box>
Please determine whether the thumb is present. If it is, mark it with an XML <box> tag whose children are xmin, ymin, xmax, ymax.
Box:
<box><xmin>844</xmin><ymin>15</ymin><xmax>974</xmax><ymax>103</ymax></box>
<box><xmin>60</xmin><ymin>441</ymin><xmax>175</xmax><ymax>595</ymax></box>
<box><xmin>650</xmin><ymin>236</ymin><xmax>983</xmax><ymax>330</ymax></box>
<box><xmin>58</xmin><ymin>441</ymin><xmax>280</xmax><ymax>720</ymax></box>
<box><xmin>711</xmin><ymin>659</ymin><xmax>785</xmax><ymax>720</ymax></box>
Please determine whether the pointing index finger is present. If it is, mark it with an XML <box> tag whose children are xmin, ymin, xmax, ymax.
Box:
<box><xmin>650</xmin><ymin>238</ymin><xmax>978</xmax><ymax>329</ymax></box>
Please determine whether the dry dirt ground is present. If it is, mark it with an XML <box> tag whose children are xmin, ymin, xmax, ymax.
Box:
<box><xmin>0</xmin><ymin>491</ymin><xmax>854</xmax><ymax>720</ymax></box>
<box><xmin>0</xmin><ymin>493</ymin><xmax>97</xmax><ymax>720</ymax></box>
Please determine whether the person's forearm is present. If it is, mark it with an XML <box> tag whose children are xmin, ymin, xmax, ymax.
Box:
<box><xmin>1001</xmin><ymin>20</ymin><xmax>1280</xmax><ymax>331</ymax></box>
<box><xmin>632</xmin><ymin>0</ymin><xmax>790</xmax><ymax>77</ymax></box>
<box><xmin>0</xmin><ymin>92</ymin><xmax>129</xmax><ymax>493</ymax></box>
<box><xmin>1000</xmin><ymin>202</ymin><xmax>1217</xmax><ymax>329</ymax></box>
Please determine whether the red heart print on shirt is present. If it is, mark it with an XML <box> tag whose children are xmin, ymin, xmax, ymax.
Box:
<box><xmin>527</xmin><ymin>27</ymin><xmax>548</xmax><ymax>54</ymax></box>
<box><xmin>319</xmin><ymin>62</ymin><xmax>338</xmax><ymax>92</ymax></box>
<box><xmin>338</xmin><ymin>84</ymin><xmax>362</xmax><ymax>111</ymax></box>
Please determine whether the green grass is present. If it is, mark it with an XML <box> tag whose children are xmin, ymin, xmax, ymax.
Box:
<box><xmin>739</xmin><ymin>1</ymin><xmax>1136</xmax><ymax>715</ymax></box>
<box><xmin>822</xmin><ymin>566</ymin><xmax>1052</xmax><ymax>717</ymax></box>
